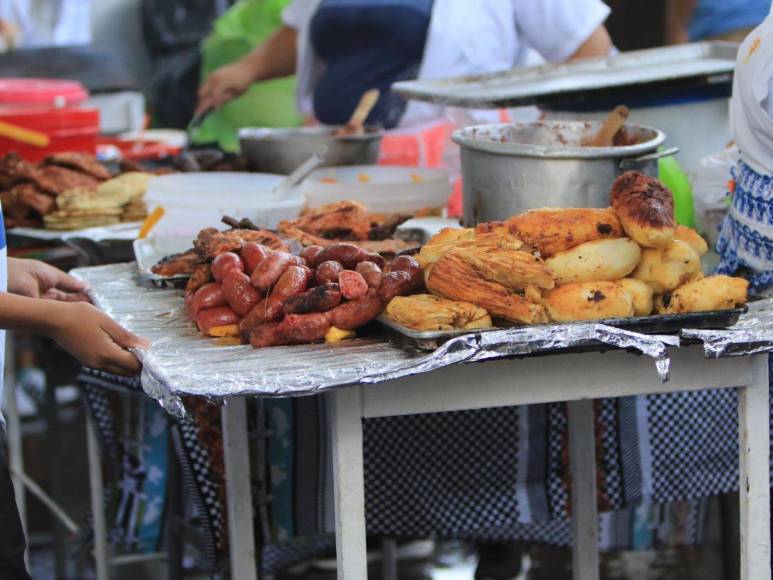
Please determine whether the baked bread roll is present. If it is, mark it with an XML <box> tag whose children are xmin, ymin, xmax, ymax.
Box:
<box><xmin>610</xmin><ymin>171</ymin><xmax>675</xmax><ymax>248</ymax></box>
<box><xmin>546</xmin><ymin>238</ymin><xmax>641</xmax><ymax>286</ymax></box>
<box><xmin>674</xmin><ymin>225</ymin><xmax>709</xmax><ymax>256</ymax></box>
<box><xmin>619</xmin><ymin>278</ymin><xmax>654</xmax><ymax>316</ymax></box>
<box><xmin>632</xmin><ymin>240</ymin><xmax>702</xmax><ymax>294</ymax></box>
<box><xmin>505</xmin><ymin>207</ymin><xmax>623</xmax><ymax>258</ymax></box>
<box><xmin>543</xmin><ymin>281</ymin><xmax>635</xmax><ymax>322</ymax></box>
<box><xmin>654</xmin><ymin>275</ymin><xmax>749</xmax><ymax>314</ymax></box>
<box><xmin>427</xmin><ymin>251</ymin><xmax>547</xmax><ymax>324</ymax></box>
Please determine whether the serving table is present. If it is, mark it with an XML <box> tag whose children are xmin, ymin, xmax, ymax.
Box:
<box><xmin>72</xmin><ymin>263</ymin><xmax>773</xmax><ymax>580</ymax></box>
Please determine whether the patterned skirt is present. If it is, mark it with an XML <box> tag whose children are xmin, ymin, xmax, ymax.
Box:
<box><xmin>716</xmin><ymin>160</ymin><xmax>773</xmax><ymax>293</ymax></box>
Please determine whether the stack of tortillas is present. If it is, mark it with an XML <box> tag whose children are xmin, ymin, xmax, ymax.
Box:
<box><xmin>44</xmin><ymin>172</ymin><xmax>152</xmax><ymax>230</ymax></box>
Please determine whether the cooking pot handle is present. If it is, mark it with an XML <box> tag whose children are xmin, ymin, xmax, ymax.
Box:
<box><xmin>619</xmin><ymin>147</ymin><xmax>680</xmax><ymax>170</ymax></box>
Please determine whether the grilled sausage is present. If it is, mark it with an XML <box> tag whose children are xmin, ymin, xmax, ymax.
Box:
<box><xmin>276</xmin><ymin>313</ymin><xmax>331</xmax><ymax>344</ymax></box>
<box><xmin>222</xmin><ymin>270</ymin><xmax>261</xmax><ymax>316</ymax></box>
<box><xmin>240</xmin><ymin>243</ymin><xmax>270</xmax><ymax>274</ymax></box>
<box><xmin>315</xmin><ymin>260</ymin><xmax>344</xmax><ymax>285</ymax></box>
<box><xmin>339</xmin><ymin>270</ymin><xmax>369</xmax><ymax>300</ymax></box>
<box><xmin>326</xmin><ymin>291</ymin><xmax>383</xmax><ymax>330</ymax></box>
<box><xmin>390</xmin><ymin>255</ymin><xmax>422</xmax><ymax>279</ymax></box>
<box><xmin>315</xmin><ymin>244</ymin><xmax>363</xmax><ymax>269</ymax></box>
<box><xmin>239</xmin><ymin>297</ymin><xmax>284</xmax><ymax>339</ymax></box>
<box><xmin>197</xmin><ymin>306</ymin><xmax>240</xmax><ymax>335</ymax></box>
<box><xmin>251</xmin><ymin>252</ymin><xmax>294</xmax><ymax>292</ymax></box>
<box><xmin>300</xmin><ymin>245</ymin><xmax>324</xmax><ymax>267</ymax></box>
<box><xmin>191</xmin><ymin>283</ymin><xmax>226</xmax><ymax>315</ymax></box>
<box><xmin>249</xmin><ymin>322</ymin><xmax>283</xmax><ymax>348</ymax></box>
<box><xmin>283</xmin><ymin>283</ymin><xmax>342</xmax><ymax>314</ymax></box>
<box><xmin>377</xmin><ymin>271</ymin><xmax>417</xmax><ymax>302</ymax></box>
<box><xmin>212</xmin><ymin>252</ymin><xmax>244</xmax><ymax>282</ymax></box>
<box><xmin>359</xmin><ymin>251</ymin><xmax>386</xmax><ymax>269</ymax></box>
<box><xmin>270</xmin><ymin>265</ymin><xmax>313</xmax><ymax>301</ymax></box>
<box><xmin>355</xmin><ymin>261</ymin><xmax>383</xmax><ymax>288</ymax></box>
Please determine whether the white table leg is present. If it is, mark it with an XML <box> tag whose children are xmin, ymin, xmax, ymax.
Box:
<box><xmin>222</xmin><ymin>397</ymin><xmax>258</xmax><ymax>580</ymax></box>
<box><xmin>568</xmin><ymin>399</ymin><xmax>600</xmax><ymax>580</ymax></box>
<box><xmin>86</xmin><ymin>412</ymin><xmax>110</xmax><ymax>580</ymax></box>
<box><xmin>330</xmin><ymin>387</ymin><xmax>368</xmax><ymax>580</ymax></box>
<box><xmin>738</xmin><ymin>354</ymin><xmax>771</xmax><ymax>580</ymax></box>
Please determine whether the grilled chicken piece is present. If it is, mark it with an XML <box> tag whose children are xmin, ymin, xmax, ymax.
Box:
<box><xmin>44</xmin><ymin>152</ymin><xmax>112</xmax><ymax>181</ymax></box>
<box><xmin>610</xmin><ymin>171</ymin><xmax>675</xmax><ymax>248</ymax></box>
<box><xmin>193</xmin><ymin>228</ymin><xmax>287</xmax><ymax>260</ymax></box>
<box><xmin>152</xmin><ymin>249</ymin><xmax>204</xmax><ymax>277</ymax></box>
<box><xmin>186</xmin><ymin>264</ymin><xmax>213</xmax><ymax>294</ymax></box>
<box><xmin>14</xmin><ymin>165</ymin><xmax>100</xmax><ymax>196</ymax></box>
<box><xmin>279</xmin><ymin>201</ymin><xmax>373</xmax><ymax>241</ymax></box>
<box><xmin>505</xmin><ymin>207</ymin><xmax>623</xmax><ymax>258</ymax></box>
<box><xmin>13</xmin><ymin>183</ymin><xmax>56</xmax><ymax>215</ymax></box>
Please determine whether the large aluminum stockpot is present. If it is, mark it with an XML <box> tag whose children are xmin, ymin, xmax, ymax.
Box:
<box><xmin>452</xmin><ymin>121</ymin><xmax>678</xmax><ymax>226</ymax></box>
<box><xmin>239</xmin><ymin>126</ymin><xmax>383</xmax><ymax>174</ymax></box>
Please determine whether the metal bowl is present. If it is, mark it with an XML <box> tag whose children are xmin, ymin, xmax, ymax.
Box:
<box><xmin>238</xmin><ymin>126</ymin><xmax>383</xmax><ymax>174</ymax></box>
<box><xmin>452</xmin><ymin>121</ymin><xmax>676</xmax><ymax>225</ymax></box>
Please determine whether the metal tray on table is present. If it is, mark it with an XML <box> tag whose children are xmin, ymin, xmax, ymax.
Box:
<box><xmin>393</xmin><ymin>42</ymin><xmax>738</xmax><ymax>109</ymax></box>
<box><xmin>378</xmin><ymin>307</ymin><xmax>748</xmax><ymax>351</ymax></box>
<box><xmin>133</xmin><ymin>236</ymin><xmax>195</xmax><ymax>287</ymax></box>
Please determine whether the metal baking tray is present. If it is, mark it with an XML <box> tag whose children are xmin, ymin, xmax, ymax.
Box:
<box><xmin>133</xmin><ymin>236</ymin><xmax>195</xmax><ymax>287</ymax></box>
<box><xmin>9</xmin><ymin>222</ymin><xmax>141</xmax><ymax>243</ymax></box>
<box><xmin>393</xmin><ymin>42</ymin><xmax>737</xmax><ymax>109</ymax></box>
<box><xmin>379</xmin><ymin>307</ymin><xmax>748</xmax><ymax>350</ymax></box>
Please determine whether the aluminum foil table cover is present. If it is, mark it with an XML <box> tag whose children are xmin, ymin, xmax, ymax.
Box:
<box><xmin>72</xmin><ymin>262</ymin><xmax>773</xmax><ymax>417</ymax></box>
<box><xmin>682</xmin><ymin>298</ymin><xmax>773</xmax><ymax>357</ymax></box>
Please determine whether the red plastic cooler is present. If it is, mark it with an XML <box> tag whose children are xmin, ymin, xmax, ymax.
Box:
<box><xmin>0</xmin><ymin>78</ymin><xmax>100</xmax><ymax>161</ymax></box>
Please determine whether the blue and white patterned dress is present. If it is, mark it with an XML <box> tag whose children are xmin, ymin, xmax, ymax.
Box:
<box><xmin>716</xmin><ymin>161</ymin><xmax>773</xmax><ymax>293</ymax></box>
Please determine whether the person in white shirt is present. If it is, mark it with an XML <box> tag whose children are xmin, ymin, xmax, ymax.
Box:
<box><xmin>0</xmin><ymin>0</ymin><xmax>91</xmax><ymax>51</ymax></box>
<box><xmin>197</xmin><ymin>0</ymin><xmax>613</xmax><ymax>130</ymax></box>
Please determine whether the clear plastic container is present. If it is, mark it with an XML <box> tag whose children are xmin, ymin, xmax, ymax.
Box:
<box><xmin>145</xmin><ymin>172</ymin><xmax>305</xmax><ymax>238</ymax></box>
<box><xmin>301</xmin><ymin>165</ymin><xmax>451</xmax><ymax>213</ymax></box>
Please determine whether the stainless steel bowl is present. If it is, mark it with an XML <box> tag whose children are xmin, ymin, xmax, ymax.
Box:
<box><xmin>239</xmin><ymin>126</ymin><xmax>383</xmax><ymax>174</ymax></box>
<box><xmin>452</xmin><ymin>121</ymin><xmax>678</xmax><ymax>226</ymax></box>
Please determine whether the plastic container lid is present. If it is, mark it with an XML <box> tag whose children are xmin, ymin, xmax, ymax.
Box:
<box><xmin>301</xmin><ymin>165</ymin><xmax>451</xmax><ymax>214</ymax></box>
<box><xmin>0</xmin><ymin>78</ymin><xmax>89</xmax><ymax>107</ymax></box>
<box><xmin>145</xmin><ymin>172</ymin><xmax>305</xmax><ymax>238</ymax></box>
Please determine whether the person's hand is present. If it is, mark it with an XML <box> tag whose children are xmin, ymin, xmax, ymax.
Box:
<box><xmin>196</xmin><ymin>60</ymin><xmax>256</xmax><ymax>115</ymax></box>
<box><xmin>8</xmin><ymin>258</ymin><xmax>89</xmax><ymax>301</ymax></box>
<box><xmin>46</xmin><ymin>302</ymin><xmax>149</xmax><ymax>376</ymax></box>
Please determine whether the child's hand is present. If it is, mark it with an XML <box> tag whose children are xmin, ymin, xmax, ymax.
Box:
<box><xmin>46</xmin><ymin>302</ymin><xmax>149</xmax><ymax>376</ymax></box>
<box><xmin>8</xmin><ymin>258</ymin><xmax>89</xmax><ymax>301</ymax></box>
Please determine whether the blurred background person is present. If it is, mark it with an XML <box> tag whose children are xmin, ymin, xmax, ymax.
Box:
<box><xmin>666</xmin><ymin>0</ymin><xmax>770</xmax><ymax>44</ymax></box>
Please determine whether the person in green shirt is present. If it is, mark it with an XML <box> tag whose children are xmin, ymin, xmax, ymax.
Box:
<box><xmin>193</xmin><ymin>0</ymin><xmax>303</xmax><ymax>152</ymax></box>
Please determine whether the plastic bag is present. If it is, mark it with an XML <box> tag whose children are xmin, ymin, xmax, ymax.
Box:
<box><xmin>693</xmin><ymin>146</ymin><xmax>738</xmax><ymax>248</ymax></box>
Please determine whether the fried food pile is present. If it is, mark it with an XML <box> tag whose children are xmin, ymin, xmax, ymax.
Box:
<box><xmin>401</xmin><ymin>171</ymin><xmax>748</xmax><ymax>326</ymax></box>
<box><xmin>180</xmin><ymin>228</ymin><xmax>423</xmax><ymax>347</ymax></box>
<box><xmin>278</xmin><ymin>201</ymin><xmax>415</xmax><ymax>255</ymax></box>
<box><xmin>0</xmin><ymin>152</ymin><xmax>151</xmax><ymax>230</ymax></box>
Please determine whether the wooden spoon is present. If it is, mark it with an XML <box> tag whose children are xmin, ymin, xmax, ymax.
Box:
<box><xmin>584</xmin><ymin>105</ymin><xmax>630</xmax><ymax>147</ymax></box>
<box><xmin>335</xmin><ymin>89</ymin><xmax>380</xmax><ymax>137</ymax></box>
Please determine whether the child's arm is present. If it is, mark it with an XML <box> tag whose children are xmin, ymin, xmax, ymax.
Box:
<box><xmin>0</xmin><ymin>293</ymin><xmax>147</xmax><ymax>376</ymax></box>
<box><xmin>2</xmin><ymin>259</ymin><xmax>148</xmax><ymax>376</ymax></box>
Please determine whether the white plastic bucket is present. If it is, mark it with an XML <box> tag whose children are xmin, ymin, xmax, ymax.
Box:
<box><xmin>145</xmin><ymin>172</ymin><xmax>305</xmax><ymax>237</ymax></box>
<box><xmin>301</xmin><ymin>165</ymin><xmax>451</xmax><ymax>214</ymax></box>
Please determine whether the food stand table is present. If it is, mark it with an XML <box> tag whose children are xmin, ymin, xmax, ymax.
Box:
<box><xmin>72</xmin><ymin>263</ymin><xmax>772</xmax><ymax>580</ymax></box>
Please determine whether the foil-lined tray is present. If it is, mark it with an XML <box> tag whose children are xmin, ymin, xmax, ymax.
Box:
<box><xmin>379</xmin><ymin>308</ymin><xmax>746</xmax><ymax>351</ymax></box>
<box><xmin>71</xmin><ymin>263</ymin><xmax>773</xmax><ymax>417</ymax></box>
